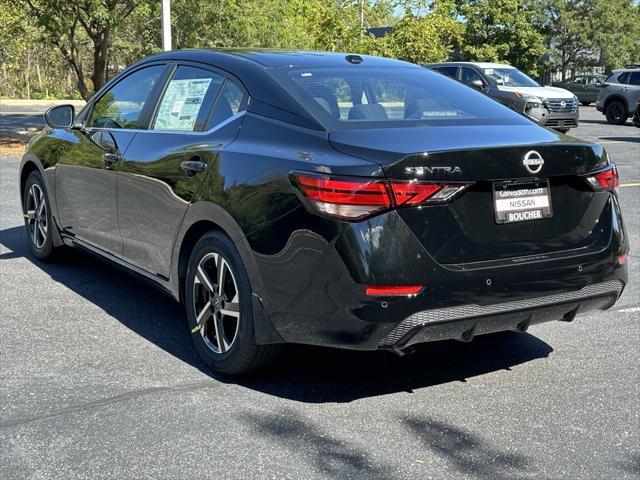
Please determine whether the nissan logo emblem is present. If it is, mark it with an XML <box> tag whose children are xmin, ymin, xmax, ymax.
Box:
<box><xmin>523</xmin><ymin>150</ymin><xmax>544</xmax><ymax>174</ymax></box>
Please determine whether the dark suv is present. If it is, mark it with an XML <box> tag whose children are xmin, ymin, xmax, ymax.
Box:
<box><xmin>425</xmin><ymin>62</ymin><xmax>579</xmax><ymax>132</ymax></box>
<box><xmin>596</xmin><ymin>68</ymin><xmax>640</xmax><ymax>124</ymax></box>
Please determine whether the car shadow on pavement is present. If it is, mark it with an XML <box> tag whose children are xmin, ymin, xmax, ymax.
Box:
<box><xmin>599</xmin><ymin>136</ymin><xmax>640</xmax><ymax>143</ymax></box>
<box><xmin>0</xmin><ymin>225</ymin><xmax>553</xmax><ymax>403</ymax></box>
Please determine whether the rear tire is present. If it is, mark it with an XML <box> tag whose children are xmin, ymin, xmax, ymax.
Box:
<box><xmin>185</xmin><ymin>231</ymin><xmax>281</xmax><ymax>375</ymax></box>
<box><xmin>22</xmin><ymin>170</ymin><xmax>59</xmax><ymax>260</ymax></box>
<box><xmin>605</xmin><ymin>100</ymin><xmax>627</xmax><ymax>125</ymax></box>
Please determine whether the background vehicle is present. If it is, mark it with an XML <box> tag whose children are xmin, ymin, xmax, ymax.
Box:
<box><xmin>425</xmin><ymin>62</ymin><xmax>579</xmax><ymax>132</ymax></box>
<box><xmin>596</xmin><ymin>67</ymin><xmax>640</xmax><ymax>124</ymax></box>
<box><xmin>20</xmin><ymin>51</ymin><xmax>628</xmax><ymax>375</ymax></box>
<box><xmin>552</xmin><ymin>74</ymin><xmax>606</xmax><ymax>106</ymax></box>
<box><xmin>633</xmin><ymin>98</ymin><xmax>640</xmax><ymax>127</ymax></box>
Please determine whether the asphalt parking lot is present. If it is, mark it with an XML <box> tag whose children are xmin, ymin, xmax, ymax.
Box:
<box><xmin>1</xmin><ymin>106</ymin><xmax>638</xmax><ymax>479</ymax></box>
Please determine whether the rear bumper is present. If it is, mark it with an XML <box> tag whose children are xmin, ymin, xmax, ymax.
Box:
<box><xmin>250</xmin><ymin>191</ymin><xmax>628</xmax><ymax>351</ymax></box>
<box><xmin>380</xmin><ymin>280</ymin><xmax>624</xmax><ymax>350</ymax></box>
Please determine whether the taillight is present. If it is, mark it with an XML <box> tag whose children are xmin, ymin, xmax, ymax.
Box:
<box><xmin>290</xmin><ymin>172</ymin><xmax>471</xmax><ymax>221</ymax></box>
<box><xmin>290</xmin><ymin>172</ymin><xmax>472</xmax><ymax>221</ymax></box>
<box><xmin>290</xmin><ymin>173</ymin><xmax>392</xmax><ymax>221</ymax></box>
<box><xmin>390</xmin><ymin>181</ymin><xmax>471</xmax><ymax>206</ymax></box>
<box><xmin>584</xmin><ymin>165</ymin><xmax>619</xmax><ymax>192</ymax></box>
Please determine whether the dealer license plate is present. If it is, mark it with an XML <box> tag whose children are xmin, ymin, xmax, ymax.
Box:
<box><xmin>493</xmin><ymin>180</ymin><xmax>553</xmax><ymax>224</ymax></box>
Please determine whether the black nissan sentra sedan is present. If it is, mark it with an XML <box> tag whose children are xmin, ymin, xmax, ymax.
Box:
<box><xmin>20</xmin><ymin>50</ymin><xmax>628</xmax><ymax>375</ymax></box>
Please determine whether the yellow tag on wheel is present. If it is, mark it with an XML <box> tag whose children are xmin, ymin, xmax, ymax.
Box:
<box><xmin>191</xmin><ymin>325</ymin><xmax>201</xmax><ymax>333</ymax></box>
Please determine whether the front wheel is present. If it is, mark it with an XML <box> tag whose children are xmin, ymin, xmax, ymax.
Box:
<box><xmin>580</xmin><ymin>101</ymin><xmax>591</xmax><ymax>106</ymax></box>
<box><xmin>605</xmin><ymin>100</ymin><xmax>627</xmax><ymax>125</ymax></box>
<box><xmin>22</xmin><ymin>170</ymin><xmax>59</xmax><ymax>260</ymax></box>
<box><xmin>185</xmin><ymin>231</ymin><xmax>281</xmax><ymax>375</ymax></box>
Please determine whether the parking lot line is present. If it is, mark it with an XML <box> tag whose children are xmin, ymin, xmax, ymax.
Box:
<box><xmin>620</xmin><ymin>182</ymin><xmax>640</xmax><ymax>188</ymax></box>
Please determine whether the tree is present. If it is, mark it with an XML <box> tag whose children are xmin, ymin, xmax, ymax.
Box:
<box><xmin>456</xmin><ymin>0</ymin><xmax>547</xmax><ymax>76</ymax></box>
<box><xmin>388</xmin><ymin>1</ymin><xmax>463</xmax><ymax>64</ymax></box>
<box><xmin>539</xmin><ymin>0</ymin><xmax>594</xmax><ymax>80</ymax></box>
<box><xmin>540</xmin><ymin>0</ymin><xmax>640</xmax><ymax>79</ymax></box>
<box><xmin>18</xmin><ymin>0</ymin><xmax>140</xmax><ymax>100</ymax></box>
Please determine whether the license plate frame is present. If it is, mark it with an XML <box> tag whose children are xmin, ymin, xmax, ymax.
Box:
<box><xmin>493</xmin><ymin>179</ymin><xmax>553</xmax><ymax>224</ymax></box>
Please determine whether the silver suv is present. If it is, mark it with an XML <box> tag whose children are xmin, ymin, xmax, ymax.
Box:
<box><xmin>596</xmin><ymin>68</ymin><xmax>640</xmax><ymax>125</ymax></box>
<box><xmin>424</xmin><ymin>62</ymin><xmax>579</xmax><ymax>132</ymax></box>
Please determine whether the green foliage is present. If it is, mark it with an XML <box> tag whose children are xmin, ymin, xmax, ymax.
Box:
<box><xmin>387</xmin><ymin>2</ymin><xmax>463</xmax><ymax>64</ymax></box>
<box><xmin>1</xmin><ymin>0</ymin><xmax>639</xmax><ymax>100</ymax></box>
<box><xmin>455</xmin><ymin>0</ymin><xmax>547</xmax><ymax>76</ymax></box>
<box><xmin>540</xmin><ymin>0</ymin><xmax>640</xmax><ymax>79</ymax></box>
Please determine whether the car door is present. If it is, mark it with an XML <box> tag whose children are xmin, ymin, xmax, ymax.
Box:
<box><xmin>584</xmin><ymin>76</ymin><xmax>601</xmax><ymax>103</ymax></box>
<box><xmin>570</xmin><ymin>76</ymin><xmax>586</xmax><ymax>100</ymax></box>
<box><xmin>115</xmin><ymin>64</ymin><xmax>246</xmax><ymax>278</ymax></box>
<box><xmin>55</xmin><ymin>64</ymin><xmax>167</xmax><ymax>255</ymax></box>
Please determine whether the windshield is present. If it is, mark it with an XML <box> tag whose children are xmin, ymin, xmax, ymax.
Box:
<box><xmin>483</xmin><ymin>68</ymin><xmax>540</xmax><ymax>88</ymax></box>
<box><xmin>272</xmin><ymin>66</ymin><xmax>529</xmax><ymax>129</ymax></box>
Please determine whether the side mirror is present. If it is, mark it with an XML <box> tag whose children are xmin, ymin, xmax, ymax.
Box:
<box><xmin>44</xmin><ymin>104</ymin><xmax>75</xmax><ymax>129</ymax></box>
<box><xmin>470</xmin><ymin>79</ymin><xmax>486</xmax><ymax>90</ymax></box>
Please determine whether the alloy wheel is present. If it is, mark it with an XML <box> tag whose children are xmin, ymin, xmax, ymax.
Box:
<box><xmin>25</xmin><ymin>183</ymin><xmax>47</xmax><ymax>249</ymax></box>
<box><xmin>192</xmin><ymin>252</ymin><xmax>241</xmax><ymax>354</ymax></box>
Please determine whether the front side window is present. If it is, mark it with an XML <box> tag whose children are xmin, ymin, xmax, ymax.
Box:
<box><xmin>153</xmin><ymin>66</ymin><xmax>224</xmax><ymax>131</ymax></box>
<box><xmin>89</xmin><ymin>65</ymin><xmax>165</xmax><ymax>129</ymax></box>
<box><xmin>279</xmin><ymin>66</ymin><xmax>528</xmax><ymax>129</ymax></box>
<box><xmin>460</xmin><ymin>67</ymin><xmax>484</xmax><ymax>85</ymax></box>
<box><xmin>483</xmin><ymin>68</ymin><xmax>540</xmax><ymax>87</ymax></box>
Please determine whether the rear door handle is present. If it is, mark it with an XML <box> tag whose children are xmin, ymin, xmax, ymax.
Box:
<box><xmin>180</xmin><ymin>159</ymin><xmax>207</xmax><ymax>177</ymax></box>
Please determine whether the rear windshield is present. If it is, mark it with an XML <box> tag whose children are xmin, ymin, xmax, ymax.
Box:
<box><xmin>274</xmin><ymin>66</ymin><xmax>528</xmax><ymax>129</ymax></box>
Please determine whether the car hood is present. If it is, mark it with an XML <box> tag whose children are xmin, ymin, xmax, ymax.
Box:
<box><xmin>497</xmin><ymin>85</ymin><xmax>575</xmax><ymax>99</ymax></box>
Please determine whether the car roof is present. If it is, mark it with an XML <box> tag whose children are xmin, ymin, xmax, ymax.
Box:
<box><xmin>138</xmin><ymin>48</ymin><xmax>414</xmax><ymax>69</ymax></box>
<box><xmin>425</xmin><ymin>61</ymin><xmax>514</xmax><ymax>69</ymax></box>
<box><xmin>611</xmin><ymin>68</ymin><xmax>640</xmax><ymax>73</ymax></box>
<box><xmin>106</xmin><ymin>49</ymin><xmax>418</xmax><ymax>132</ymax></box>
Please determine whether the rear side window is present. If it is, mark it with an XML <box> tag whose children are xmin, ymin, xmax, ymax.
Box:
<box><xmin>205</xmin><ymin>80</ymin><xmax>246</xmax><ymax>130</ymax></box>
<box><xmin>89</xmin><ymin>65</ymin><xmax>165</xmax><ymax>129</ymax></box>
<box><xmin>629</xmin><ymin>72</ymin><xmax>640</xmax><ymax>86</ymax></box>
<box><xmin>153</xmin><ymin>66</ymin><xmax>224</xmax><ymax>131</ymax></box>
<box><xmin>281</xmin><ymin>66</ymin><xmax>528</xmax><ymax>129</ymax></box>
<box><xmin>617</xmin><ymin>72</ymin><xmax>630</xmax><ymax>84</ymax></box>
<box><xmin>436</xmin><ymin>66</ymin><xmax>458</xmax><ymax>79</ymax></box>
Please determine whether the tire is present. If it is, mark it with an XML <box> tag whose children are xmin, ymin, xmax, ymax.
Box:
<box><xmin>605</xmin><ymin>100</ymin><xmax>628</xmax><ymax>125</ymax></box>
<box><xmin>580</xmin><ymin>101</ymin><xmax>591</xmax><ymax>106</ymax></box>
<box><xmin>185</xmin><ymin>231</ymin><xmax>281</xmax><ymax>375</ymax></box>
<box><xmin>555</xmin><ymin>128</ymin><xmax>570</xmax><ymax>133</ymax></box>
<box><xmin>22</xmin><ymin>170</ymin><xmax>59</xmax><ymax>260</ymax></box>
